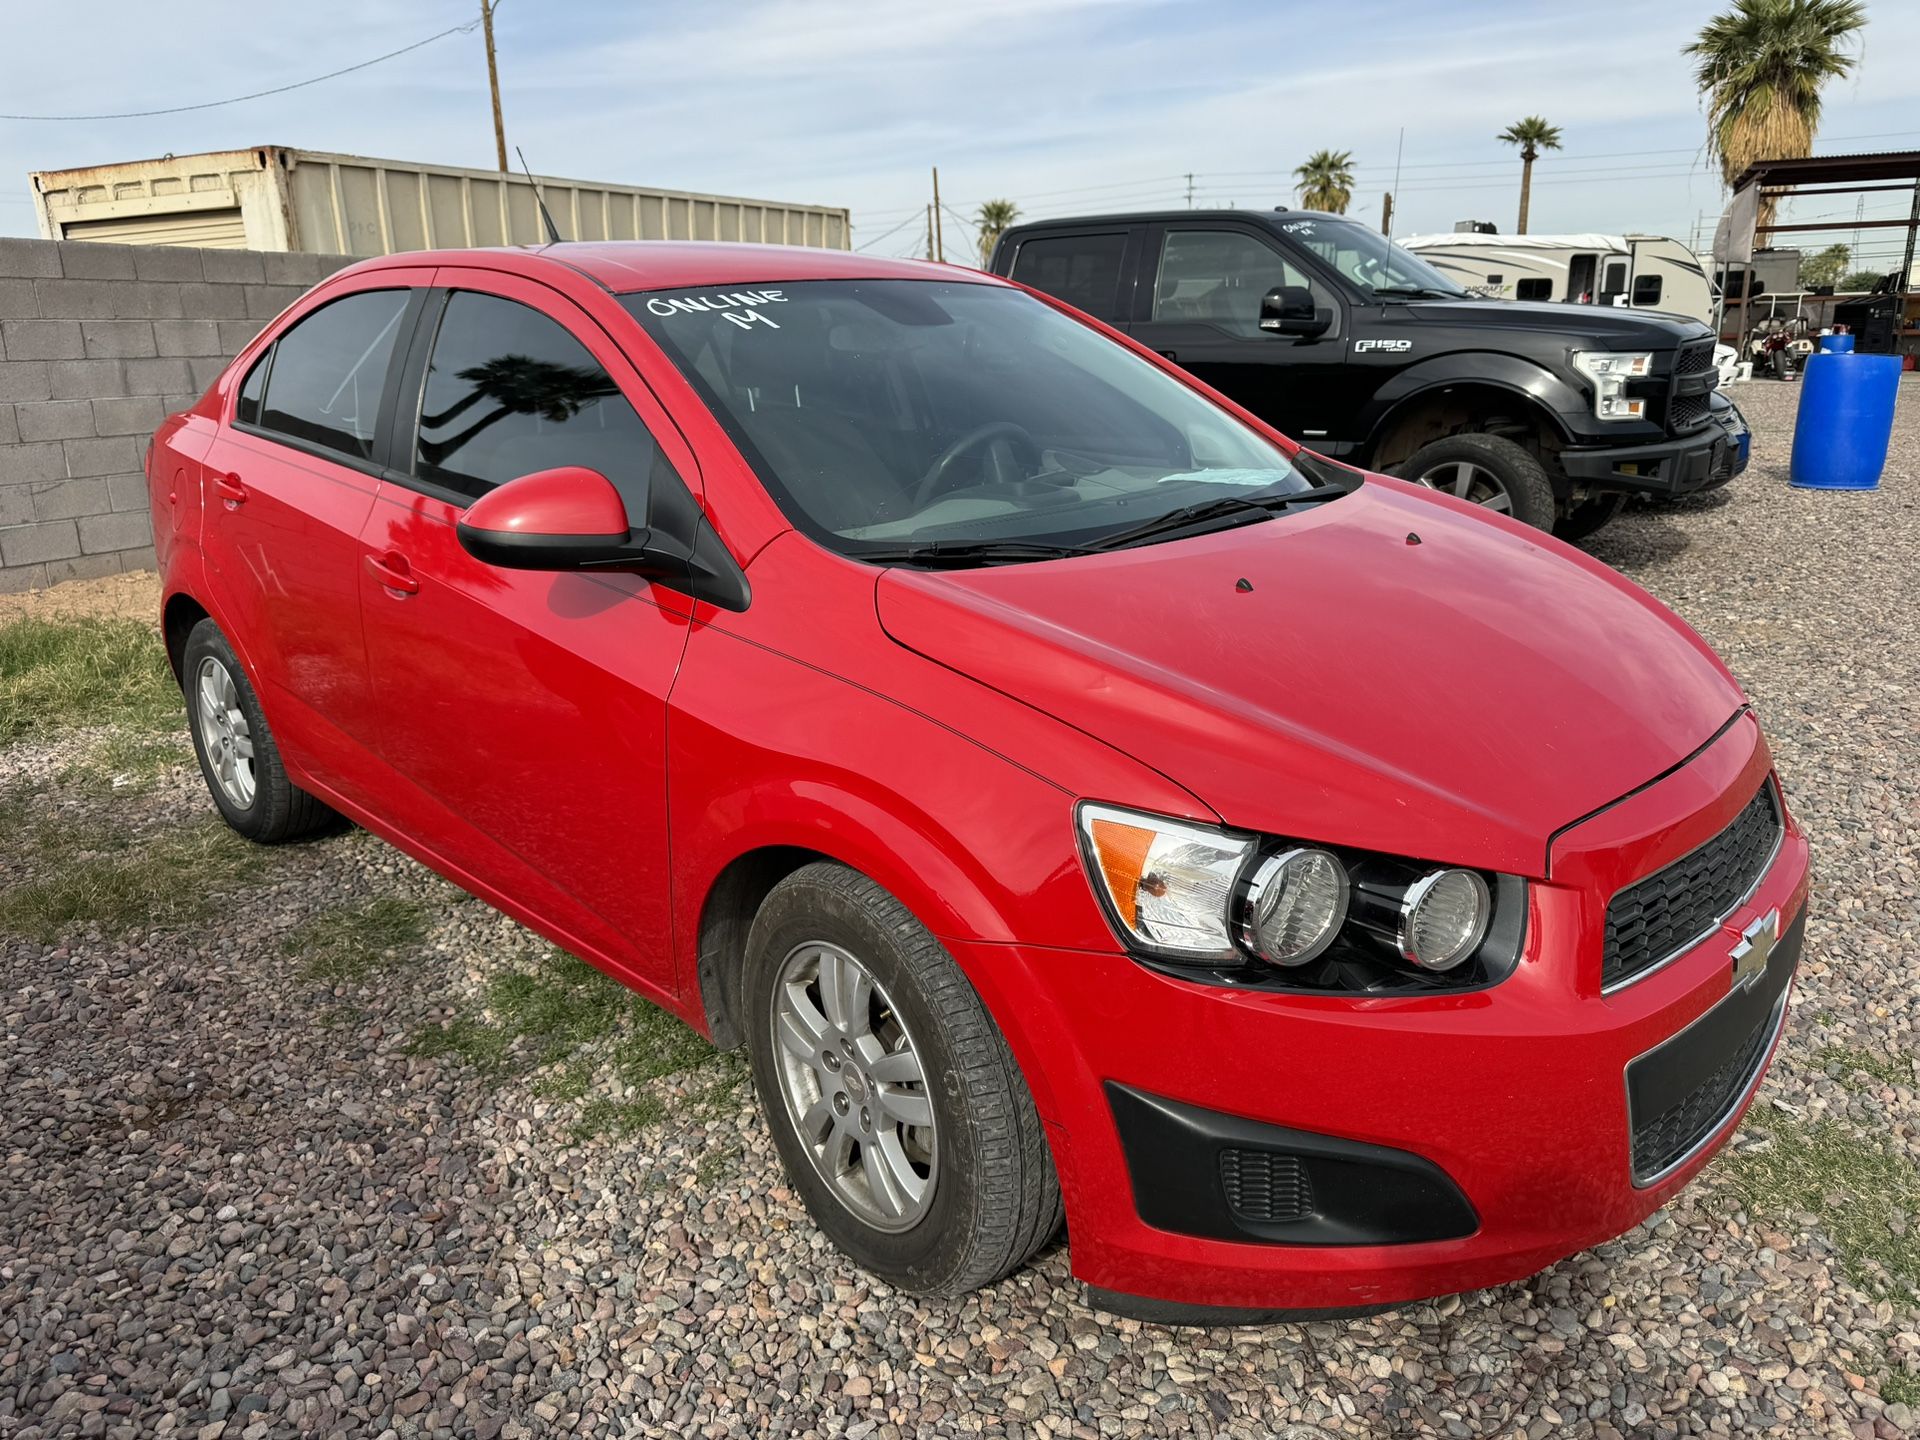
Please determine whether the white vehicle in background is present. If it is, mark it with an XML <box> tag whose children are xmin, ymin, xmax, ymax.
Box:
<box><xmin>1401</xmin><ymin>232</ymin><xmax>1740</xmax><ymax>386</ymax></box>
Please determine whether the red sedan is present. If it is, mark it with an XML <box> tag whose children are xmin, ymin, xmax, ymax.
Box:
<box><xmin>146</xmin><ymin>242</ymin><xmax>1809</xmax><ymax>1322</ymax></box>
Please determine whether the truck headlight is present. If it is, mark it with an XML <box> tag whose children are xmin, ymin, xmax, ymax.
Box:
<box><xmin>1572</xmin><ymin>350</ymin><xmax>1653</xmax><ymax>421</ymax></box>
<box><xmin>1076</xmin><ymin>803</ymin><xmax>1517</xmax><ymax>987</ymax></box>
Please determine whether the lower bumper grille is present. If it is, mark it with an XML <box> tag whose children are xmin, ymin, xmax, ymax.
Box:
<box><xmin>1630</xmin><ymin>998</ymin><xmax>1781</xmax><ymax>1181</ymax></box>
<box><xmin>1220</xmin><ymin>1149</ymin><xmax>1313</xmax><ymax>1224</ymax></box>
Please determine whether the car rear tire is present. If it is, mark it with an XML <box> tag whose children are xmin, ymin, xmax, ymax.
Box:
<box><xmin>182</xmin><ymin>619</ymin><xmax>337</xmax><ymax>844</ymax></box>
<box><xmin>1552</xmin><ymin>491</ymin><xmax>1626</xmax><ymax>542</ymax></box>
<box><xmin>743</xmin><ymin>861</ymin><xmax>1062</xmax><ymax>1295</ymax></box>
<box><xmin>1400</xmin><ymin>433</ymin><xmax>1558</xmax><ymax>531</ymax></box>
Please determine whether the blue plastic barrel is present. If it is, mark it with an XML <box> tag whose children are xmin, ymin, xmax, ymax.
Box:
<box><xmin>1820</xmin><ymin>332</ymin><xmax>1855</xmax><ymax>354</ymax></box>
<box><xmin>1789</xmin><ymin>349</ymin><xmax>1902</xmax><ymax>490</ymax></box>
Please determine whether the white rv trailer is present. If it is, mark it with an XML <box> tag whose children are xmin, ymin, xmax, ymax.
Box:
<box><xmin>1400</xmin><ymin>232</ymin><xmax>1716</xmax><ymax>325</ymax></box>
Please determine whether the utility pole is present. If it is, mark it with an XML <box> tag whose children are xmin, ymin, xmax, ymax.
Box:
<box><xmin>931</xmin><ymin>168</ymin><xmax>945</xmax><ymax>262</ymax></box>
<box><xmin>482</xmin><ymin>0</ymin><xmax>508</xmax><ymax>172</ymax></box>
<box><xmin>1186</xmin><ymin>173</ymin><xmax>1194</xmax><ymax>209</ymax></box>
<box><xmin>1381</xmin><ymin>193</ymin><xmax>1394</xmax><ymax>235</ymax></box>
<box><xmin>926</xmin><ymin>204</ymin><xmax>935</xmax><ymax>261</ymax></box>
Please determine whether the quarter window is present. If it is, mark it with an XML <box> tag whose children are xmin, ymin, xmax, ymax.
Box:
<box><xmin>257</xmin><ymin>290</ymin><xmax>410</xmax><ymax>462</ymax></box>
<box><xmin>1008</xmin><ymin>234</ymin><xmax>1129</xmax><ymax>322</ymax></box>
<box><xmin>414</xmin><ymin>291</ymin><xmax>660</xmax><ymax>500</ymax></box>
<box><xmin>235</xmin><ymin>351</ymin><xmax>269</xmax><ymax>426</ymax></box>
<box><xmin>1152</xmin><ymin>230</ymin><xmax>1323</xmax><ymax>338</ymax></box>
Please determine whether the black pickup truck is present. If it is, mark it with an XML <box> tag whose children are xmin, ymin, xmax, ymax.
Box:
<box><xmin>988</xmin><ymin>209</ymin><xmax>1747</xmax><ymax>539</ymax></box>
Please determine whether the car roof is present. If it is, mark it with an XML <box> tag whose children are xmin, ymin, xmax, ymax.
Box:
<box><xmin>344</xmin><ymin>241</ymin><xmax>1001</xmax><ymax>294</ymax></box>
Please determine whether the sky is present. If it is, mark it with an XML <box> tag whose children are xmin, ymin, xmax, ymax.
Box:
<box><xmin>4</xmin><ymin>0</ymin><xmax>1918</xmax><ymax>270</ymax></box>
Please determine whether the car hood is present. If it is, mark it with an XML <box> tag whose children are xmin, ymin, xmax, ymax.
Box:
<box><xmin>1401</xmin><ymin>298</ymin><xmax>1711</xmax><ymax>346</ymax></box>
<box><xmin>874</xmin><ymin>481</ymin><xmax>1745</xmax><ymax>877</ymax></box>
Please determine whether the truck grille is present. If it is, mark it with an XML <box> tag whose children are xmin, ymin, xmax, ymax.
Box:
<box><xmin>1668</xmin><ymin>392</ymin><xmax>1712</xmax><ymax>432</ymax></box>
<box><xmin>1673</xmin><ymin>342</ymin><xmax>1716</xmax><ymax>377</ymax></box>
<box><xmin>1630</xmin><ymin>996</ymin><xmax>1781</xmax><ymax>1181</ymax></box>
<box><xmin>1603</xmin><ymin>783</ymin><xmax>1782</xmax><ymax>990</ymax></box>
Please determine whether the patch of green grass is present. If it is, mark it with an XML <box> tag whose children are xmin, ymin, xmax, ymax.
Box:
<box><xmin>284</xmin><ymin>896</ymin><xmax>430</xmax><ymax>982</ymax></box>
<box><xmin>1883</xmin><ymin>1367</ymin><xmax>1920</xmax><ymax>1406</ymax></box>
<box><xmin>1729</xmin><ymin>1120</ymin><xmax>1920</xmax><ymax>1302</ymax></box>
<box><xmin>1814</xmin><ymin>1043</ymin><xmax>1912</xmax><ymax>1088</ymax></box>
<box><xmin>0</xmin><ymin>817</ymin><xmax>258</xmax><ymax>943</ymax></box>
<box><xmin>0</xmin><ymin>617</ymin><xmax>179</xmax><ymax>741</ymax></box>
<box><xmin>408</xmin><ymin>947</ymin><xmax>725</xmax><ymax>1138</ymax></box>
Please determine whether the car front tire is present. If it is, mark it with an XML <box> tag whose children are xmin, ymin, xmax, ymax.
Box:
<box><xmin>181</xmin><ymin>618</ymin><xmax>337</xmax><ymax>844</ymax></box>
<box><xmin>743</xmin><ymin>861</ymin><xmax>1062</xmax><ymax>1295</ymax></box>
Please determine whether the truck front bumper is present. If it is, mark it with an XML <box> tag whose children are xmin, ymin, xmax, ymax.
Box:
<box><xmin>1560</xmin><ymin>410</ymin><xmax>1745</xmax><ymax>497</ymax></box>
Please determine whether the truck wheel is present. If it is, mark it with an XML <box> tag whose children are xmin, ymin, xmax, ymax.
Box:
<box><xmin>1552</xmin><ymin>492</ymin><xmax>1625</xmax><ymax>542</ymax></box>
<box><xmin>1400</xmin><ymin>434</ymin><xmax>1558</xmax><ymax>531</ymax></box>
<box><xmin>743</xmin><ymin>862</ymin><xmax>1062</xmax><ymax>1295</ymax></box>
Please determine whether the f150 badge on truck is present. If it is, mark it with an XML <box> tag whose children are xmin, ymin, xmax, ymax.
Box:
<box><xmin>1353</xmin><ymin>339</ymin><xmax>1413</xmax><ymax>353</ymax></box>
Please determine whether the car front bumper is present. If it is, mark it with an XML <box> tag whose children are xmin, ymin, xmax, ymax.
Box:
<box><xmin>955</xmin><ymin>719</ymin><xmax>1810</xmax><ymax>1320</ymax></box>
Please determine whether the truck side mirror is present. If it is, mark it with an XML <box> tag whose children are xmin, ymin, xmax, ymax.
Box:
<box><xmin>1259</xmin><ymin>285</ymin><xmax>1330</xmax><ymax>339</ymax></box>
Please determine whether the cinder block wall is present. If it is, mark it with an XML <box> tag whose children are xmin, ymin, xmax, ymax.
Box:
<box><xmin>0</xmin><ymin>237</ymin><xmax>354</xmax><ymax>593</ymax></box>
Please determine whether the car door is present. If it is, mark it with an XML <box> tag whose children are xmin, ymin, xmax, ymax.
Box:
<box><xmin>357</xmin><ymin>271</ymin><xmax>697</xmax><ymax>996</ymax></box>
<box><xmin>1129</xmin><ymin>224</ymin><xmax>1348</xmax><ymax>445</ymax></box>
<box><xmin>199</xmin><ymin>276</ymin><xmax>430</xmax><ymax>799</ymax></box>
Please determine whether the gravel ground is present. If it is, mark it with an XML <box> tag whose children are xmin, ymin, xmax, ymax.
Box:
<box><xmin>3</xmin><ymin>378</ymin><xmax>1918</xmax><ymax>1439</ymax></box>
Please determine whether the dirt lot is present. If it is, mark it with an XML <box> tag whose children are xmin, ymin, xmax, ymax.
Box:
<box><xmin>2</xmin><ymin>378</ymin><xmax>1917</xmax><ymax>1440</ymax></box>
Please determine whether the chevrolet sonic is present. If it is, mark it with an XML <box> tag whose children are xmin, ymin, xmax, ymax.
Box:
<box><xmin>145</xmin><ymin>241</ymin><xmax>1809</xmax><ymax>1322</ymax></box>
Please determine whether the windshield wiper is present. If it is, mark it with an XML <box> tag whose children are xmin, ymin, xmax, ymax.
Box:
<box><xmin>1090</xmin><ymin>483</ymin><xmax>1347</xmax><ymax>551</ymax></box>
<box><xmin>855</xmin><ymin>539</ymin><xmax>1100</xmax><ymax>568</ymax></box>
<box><xmin>1369</xmin><ymin>285</ymin><xmax>1457</xmax><ymax>300</ymax></box>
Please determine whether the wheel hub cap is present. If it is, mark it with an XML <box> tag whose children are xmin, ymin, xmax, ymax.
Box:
<box><xmin>1412</xmin><ymin>459</ymin><xmax>1514</xmax><ymax>514</ymax></box>
<box><xmin>770</xmin><ymin>941</ymin><xmax>937</xmax><ymax>1232</ymax></box>
<box><xmin>193</xmin><ymin>656</ymin><xmax>256</xmax><ymax>809</ymax></box>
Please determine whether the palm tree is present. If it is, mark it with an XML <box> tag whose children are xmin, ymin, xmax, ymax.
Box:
<box><xmin>1686</xmin><ymin>0</ymin><xmax>1866</xmax><ymax>229</ymax></box>
<box><xmin>1497</xmin><ymin>117</ymin><xmax>1562</xmax><ymax>234</ymax></box>
<box><xmin>974</xmin><ymin>199</ymin><xmax>1020</xmax><ymax>265</ymax></box>
<box><xmin>1293</xmin><ymin>150</ymin><xmax>1355</xmax><ymax>214</ymax></box>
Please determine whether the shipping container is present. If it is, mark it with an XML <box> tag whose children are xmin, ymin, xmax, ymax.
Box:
<box><xmin>29</xmin><ymin>146</ymin><xmax>851</xmax><ymax>254</ymax></box>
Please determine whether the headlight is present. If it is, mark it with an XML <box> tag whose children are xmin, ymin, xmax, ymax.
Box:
<box><xmin>1571</xmin><ymin>350</ymin><xmax>1653</xmax><ymax>421</ymax></box>
<box><xmin>1077</xmin><ymin>803</ymin><xmax>1518</xmax><ymax>989</ymax></box>
<box><xmin>1078</xmin><ymin>804</ymin><xmax>1250</xmax><ymax>959</ymax></box>
<box><xmin>1240</xmin><ymin>848</ymin><xmax>1348</xmax><ymax>966</ymax></box>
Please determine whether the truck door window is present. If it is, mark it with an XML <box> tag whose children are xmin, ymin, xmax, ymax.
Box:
<box><xmin>1008</xmin><ymin>234</ymin><xmax>1129</xmax><ymax>322</ymax></box>
<box><xmin>1152</xmin><ymin>231</ymin><xmax>1322</xmax><ymax>338</ymax></box>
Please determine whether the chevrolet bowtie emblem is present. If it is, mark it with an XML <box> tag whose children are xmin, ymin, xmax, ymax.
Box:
<box><xmin>1730</xmin><ymin>909</ymin><xmax>1780</xmax><ymax>989</ymax></box>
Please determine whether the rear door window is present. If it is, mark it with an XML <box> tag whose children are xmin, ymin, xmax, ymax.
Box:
<box><xmin>1008</xmin><ymin>233</ymin><xmax>1130</xmax><ymax>322</ymax></box>
<box><xmin>256</xmin><ymin>290</ymin><xmax>410</xmax><ymax>462</ymax></box>
<box><xmin>412</xmin><ymin>290</ymin><xmax>662</xmax><ymax>501</ymax></box>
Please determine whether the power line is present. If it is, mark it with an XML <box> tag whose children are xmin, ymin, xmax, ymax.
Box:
<box><xmin>0</xmin><ymin>21</ymin><xmax>480</xmax><ymax>120</ymax></box>
<box><xmin>854</xmin><ymin>212</ymin><xmax>921</xmax><ymax>252</ymax></box>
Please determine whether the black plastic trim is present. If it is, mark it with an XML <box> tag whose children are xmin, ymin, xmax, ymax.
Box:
<box><xmin>1082</xmin><ymin>1284</ymin><xmax>1399</xmax><ymax>1327</ymax></box>
<box><xmin>1106</xmin><ymin>1083</ymin><xmax>1479</xmax><ymax>1247</ymax></box>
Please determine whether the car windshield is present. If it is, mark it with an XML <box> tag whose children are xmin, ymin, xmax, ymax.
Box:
<box><xmin>624</xmin><ymin>279</ymin><xmax>1337</xmax><ymax>559</ymax></box>
<box><xmin>1276</xmin><ymin>217</ymin><xmax>1469</xmax><ymax>299</ymax></box>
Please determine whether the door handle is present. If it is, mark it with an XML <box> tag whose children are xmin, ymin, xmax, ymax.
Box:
<box><xmin>365</xmin><ymin>551</ymin><xmax>419</xmax><ymax>597</ymax></box>
<box><xmin>213</xmin><ymin>472</ymin><xmax>248</xmax><ymax>507</ymax></box>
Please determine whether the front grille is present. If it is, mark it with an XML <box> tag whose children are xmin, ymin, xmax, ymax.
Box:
<box><xmin>1674</xmin><ymin>342</ymin><xmax>1716</xmax><ymax>377</ymax></box>
<box><xmin>1668</xmin><ymin>392</ymin><xmax>1711</xmax><ymax>433</ymax></box>
<box><xmin>1630</xmin><ymin>998</ymin><xmax>1779</xmax><ymax>1180</ymax></box>
<box><xmin>1603</xmin><ymin>783</ymin><xmax>1781</xmax><ymax>990</ymax></box>
<box><xmin>1219</xmin><ymin>1149</ymin><xmax>1313</xmax><ymax>1223</ymax></box>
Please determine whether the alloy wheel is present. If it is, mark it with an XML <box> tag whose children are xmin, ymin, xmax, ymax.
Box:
<box><xmin>1411</xmin><ymin>459</ymin><xmax>1514</xmax><ymax>514</ymax></box>
<box><xmin>194</xmin><ymin>655</ymin><xmax>257</xmax><ymax>809</ymax></box>
<box><xmin>769</xmin><ymin>940</ymin><xmax>937</xmax><ymax>1231</ymax></box>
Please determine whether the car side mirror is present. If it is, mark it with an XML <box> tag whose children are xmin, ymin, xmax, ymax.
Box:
<box><xmin>456</xmin><ymin>466</ymin><xmax>663</xmax><ymax>573</ymax></box>
<box><xmin>1259</xmin><ymin>285</ymin><xmax>1330</xmax><ymax>339</ymax></box>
